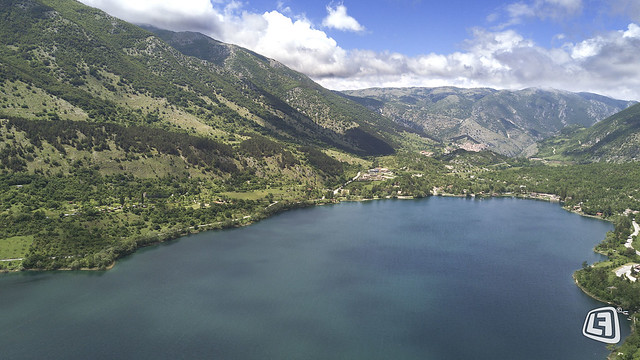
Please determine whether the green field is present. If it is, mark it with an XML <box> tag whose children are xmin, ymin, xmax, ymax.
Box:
<box><xmin>220</xmin><ymin>188</ymin><xmax>290</xmax><ymax>201</ymax></box>
<box><xmin>0</xmin><ymin>235</ymin><xmax>33</xmax><ymax>260</ymax></box>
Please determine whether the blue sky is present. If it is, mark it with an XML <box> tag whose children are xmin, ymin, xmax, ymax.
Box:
<box><xmin>219</xmin><ymin>0</ymin><xmax>565</xmax><ymax>54</ymax></box>
<box><xmin>243</xmin><ymin>0</ymin><xmax>635</xmax><ymax>54</ymax></box>
<box><xmin>245</xmin><ymin>0</ymin><xmax>501</xmax><ymax>55</ymax></box>
<box><xmin>80</xmin><ymin>0</ymin><xmax>640</xmax><ymax>100</ymax></box>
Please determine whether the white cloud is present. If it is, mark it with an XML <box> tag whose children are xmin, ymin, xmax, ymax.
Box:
<box><xmin>314</xmin><ymin>24</ymin><xmax>640</xmax><ymax>101</ymax></box>
<box><xmin>624</xmin><ymin>23</ymin><xmax>640</xmax><ymax>38</ymax></box>
<box><xmin>493</xmin><ymin>0</ymin><xmax>583</xmax><ymax>28</ymax></box>
<box><xmin>276</xmin><ymin>1</ymin><xmax>292</xmax><ymax>14</ymax></box>
<box><xmin>80</xmin><ymin>0</ymin><xmax>351</xmax><ymax>76</ymax></box>
<box><xmin>80</xmin><ymin>0</ymin><xmax>222</xmax><ymax>33</ymax></box>
<box><xmin>506</xmin><ymin>2</ymin><xmax>536</xmax><ymax>22</ymax></box>
<box><xmin>78</xmin><ymin>0</ymin><xmax>640</xmax><ymax>100</ymax></box>
<box><xmin>322</xmin><ymin>4</ymin><xmax>365</xmax><ymax>32</ymax></box>
<box><xmin>570</xmin><ymin>37</ymin><xmax>603</xmax><ymax>59</ymax></box>
<box><xmin>244</xmin><ymin>11</ymin><xmax>352</xmax><ymax>77</ymax></box>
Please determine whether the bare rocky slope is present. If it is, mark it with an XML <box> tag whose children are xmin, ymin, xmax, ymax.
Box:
<box><xmin>342</xmin><ymin>87</ymin><xmax>635</xmax><ymax>156</ymax></box>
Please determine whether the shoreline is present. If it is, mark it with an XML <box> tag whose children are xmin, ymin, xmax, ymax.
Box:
<box><xmin>0</xmin><ymin>199</ymin><xmax>321</xmax><ymax>273</ymax></box>
<box><xmin>572</xmin><ymin>273</ymin><xmax>615</xmax><ymax>305</ymax></box>
<box><xmin>1</xmin><ymin>191</ymin><xmax>611</xmax><ymax>273</ymax></box>
<box><xmin>2</xmin><ymin>189</ymin><xmax>631</xmax><ymax>356</ymax></box>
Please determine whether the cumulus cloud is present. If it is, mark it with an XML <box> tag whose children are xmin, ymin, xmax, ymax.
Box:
<box><xmin>237</xmin><ymin>11</ymin><xmax>352</xmax><ymax>77</ymax></box>
<box><xmin>80</xmin><ymin>0</ymin><xmax>352</xmax><ymax>76</ymax></box>
<box><xmin>315</xmin><ymin>24</ymin><xmax>640</xmax><ymax>101</ymax></box>
<box><xmin>322</xmin><ymin>4</ymin><xmax>365</xmax><ymax>32</ymax></box>
<box><xmin>80</xmin><ymin>0</ymin><xmax>223</xmax><ymax>33</ymax></box>
<box><xmin>78</xmin><ymin>0</ymin><xmax>640</xmax><ymax>100</ymax></box>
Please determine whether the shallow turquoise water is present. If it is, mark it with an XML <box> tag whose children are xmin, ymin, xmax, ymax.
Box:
<box><xmin>0</xmin><ymin>197</ymin><xmax>628</xmax><ymax>359</ymax></box>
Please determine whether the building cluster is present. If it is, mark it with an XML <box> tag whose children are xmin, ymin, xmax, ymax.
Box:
<box><xmin>359</xmin><ymin>168</ymin><xmax>395</xmax><ymax>181</ymax></box>
<box><xmin>458</xmin><ymin>142</ymin><xmax>488</xmax><ymax>152</ymax></box>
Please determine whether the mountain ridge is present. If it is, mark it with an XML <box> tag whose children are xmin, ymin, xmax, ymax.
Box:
<box><xmin>343</xmin><ymin>86</ymin><xmax>635</xmax><ymax>156</ymax></box>
<box><xmin>535</xmin><ymin>102</ymin><xmax>640</xmax><ymax>162</ymax></box>
<box><xmin>0</xmin><ymin>0</ymin><xmax>422</xmax><ymax>158</ymax></box>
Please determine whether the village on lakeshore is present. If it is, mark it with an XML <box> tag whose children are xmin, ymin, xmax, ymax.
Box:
<box><xmin>358</xmin><ymin>167</ymin><xmax>395</xmax><ymax>182</ymax></box>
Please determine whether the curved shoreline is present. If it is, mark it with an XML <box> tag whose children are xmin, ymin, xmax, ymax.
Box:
<box><xmin>573</xmin><ymin>273</ymin><xmax>614</xmax><ymax>305</ymax></box>
<box><xmin>2</xmin><ymin>192</ymin><xmax>611</xmax><ymax>273</ymax></box>
<box><xmin>0</xmin><ymin>198</ymin><xmax>321</xmax><ymax>273</ymax></box>
<box><xmin>2</xmin><ymin>191</ymin><xmax>631</xmax><ymax>356</ymax></box>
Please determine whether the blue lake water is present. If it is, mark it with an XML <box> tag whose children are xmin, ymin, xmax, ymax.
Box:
<box><xmin>0</xmin><ymin>197</ymin><xmax>628</xmax><ymax>359</ymax></box>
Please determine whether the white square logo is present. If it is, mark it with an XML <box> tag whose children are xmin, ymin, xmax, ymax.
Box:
<box><xmin>582</xmin><ymin>307</ymin><xmax>620</xmax><ymax>344</ymax></box>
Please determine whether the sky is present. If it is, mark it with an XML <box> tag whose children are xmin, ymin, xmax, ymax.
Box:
<box><xmin>78</xmin><ymin>0</ymin><xmax>640</xmax><ymax>100</ymax></box>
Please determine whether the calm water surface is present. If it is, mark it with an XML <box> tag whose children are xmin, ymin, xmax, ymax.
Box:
<box><xmin>0</xmin><ymin>197</ymin><xmax>628</xmax><ymax>359</ymax></box>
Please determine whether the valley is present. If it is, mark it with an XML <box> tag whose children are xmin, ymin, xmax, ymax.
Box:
<box><xmin>343</xmin><ymin>87</ymin><xmax>635</xmax><ymax>157</ymax></box>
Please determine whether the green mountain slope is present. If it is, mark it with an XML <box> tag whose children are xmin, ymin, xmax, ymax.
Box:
<box><xmin>0</xmin><ymin>0</ymin><xmax>404</xmax><ymax>270</ymax></box>
<box><xmin>0</xmin><ymin>0</ymin><xmax>409</xmax><ymax>156</ymax></box>
<box><xmin>343</xmin><ymin>87</ymin><xmax>634</xmax><ymax>156</ymax></box>
<box><xmin>535</xmin><ymin>103</ymin><xmax>640</xmax><ymax>162</ymax></box>
<box><xmin>145</xmin><ymin>27</ymin><xmax>404</xmax><ymax>155</ymax></box>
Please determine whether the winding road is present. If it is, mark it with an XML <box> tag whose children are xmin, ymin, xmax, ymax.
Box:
<box><xmin>624</xmin><ymin>219</ymin><xmax>640</xmax><ymax>256</ymax></box>
<box><xmin>333</xmin><ymin>172</ymin><xmax>361</xmax><ymax>195</ymax></box>
<box><xmin>614</xmin><ymin>219</ymin><xmax>640</xmax><ymax>282</ymax></box>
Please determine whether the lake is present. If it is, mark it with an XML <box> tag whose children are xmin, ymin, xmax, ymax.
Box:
<box><xmin>0</xmin><ymin>197</ymin><xmax>628</xmax><ymax>359</ymax></box>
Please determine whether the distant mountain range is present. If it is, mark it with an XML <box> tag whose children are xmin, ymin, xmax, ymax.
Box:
<box><xmin>342</xmin><ymin>87</ymin><xmax>635</xmax><ymax>156</ymax></box>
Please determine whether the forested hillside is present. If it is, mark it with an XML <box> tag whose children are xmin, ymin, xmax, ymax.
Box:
<box><xmin>5</xmin><ymin>0</ymin><xmax>640</xmax><ymax>357</ymax></box>
<box><xmin>0</xmin><ymin>0</ymin><xmax>415</xmax><ymax>156</ymax></box>
<box><xmin>0</xmin><ymin>111</ymin><xmax>367</xmax><ymax>270</ymax></box>
<box><xmin>1</xmin><ymin>0</ymin><xmax>405</xmax><ymax>270</ymax></box>
<box><xmin>535</xmin><ymin>103</ymin><xmax>640</xmax><ymax>162</ymax></box>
